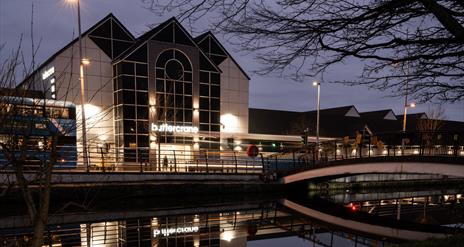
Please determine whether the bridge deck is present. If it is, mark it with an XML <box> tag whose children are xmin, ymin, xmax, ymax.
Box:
<box><xmin>280</xmin><ymin>156</ymin><xmax>464</xmax><ymax>184</ymax></box>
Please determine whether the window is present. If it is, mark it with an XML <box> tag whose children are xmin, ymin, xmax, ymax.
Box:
<box><xmin>137</xmin><ymin>92</ymin><xmax>148</xmax><ymax>105</ymax></box>
<box><xmin>136</xmin><ymin>77</ymin><xmax>148</xmax><ymax>91</ymax></box>
<box><xmin>197</xmin><ymin>70</ymin><xmax>221</xmax><ymax>135</ymax></box>
<box><xmin>121</xmin><ymin>62</ymin><xmax>134</xmax><ymax>75</ymax></box>
<box><xmin>165</xmin><ymin>60</ymin><xmax>184</xmax><ymax>80</ymax></box>
<box><xmin>155</xmin><ymin>49</ymin><xmax>194</xmax><ymax>144</ymax></box>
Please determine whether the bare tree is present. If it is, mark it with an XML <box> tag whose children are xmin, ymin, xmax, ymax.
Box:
<box><xmin>417</xmin><ymin>105</ymin><xmax>446</xmax><ymax>132</ymax></box>
<box><xmin>0</xmin><ymin>40</ymin><xmax>59</xmax><ymax>246</ymax></box>
<box><xmin>417</xmin><ymin>105</ymin><xmax>446</xmax><ymax>154</ymax></box>
<box><xmin>145</xmin><ymin>0</ymin><xmax>464</xmax><ymax>103</ymax></box>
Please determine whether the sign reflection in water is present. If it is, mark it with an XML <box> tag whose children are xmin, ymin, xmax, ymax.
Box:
<box><xmin>3</xmin><ymin>191</ymin><xmax>462</xmax><ymax>246</ymax></box>
<box><xmin>153</xmin><ymin>226</ymin><xmax>199</xmax><ymax>237</ymax></box>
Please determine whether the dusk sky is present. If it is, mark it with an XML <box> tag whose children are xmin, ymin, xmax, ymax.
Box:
<box><xmin>1</xmin><ymin>0</ymin><xmax>463</xmax><ymax>121</ymax></box>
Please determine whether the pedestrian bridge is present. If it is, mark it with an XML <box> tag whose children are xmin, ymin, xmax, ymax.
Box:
<box><xmin>281</xmin><ymin>156</ymin><xmax>464</xmax><ymax>184</ymax></box>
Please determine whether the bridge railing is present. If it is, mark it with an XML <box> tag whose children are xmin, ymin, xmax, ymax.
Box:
<box><xmin>0</xmin><ymin>148</ymin><xmax>265</xmax><ymax>175</ymax></box>
<box><xmin>265</xmin><ymin>131</ymin><xmax>464</xmax><ymax>176</ymax></box>
<box><xmin>0</xmin><ymin>131</ymin><xmax>462</xmax><ymax>176</ymax></box>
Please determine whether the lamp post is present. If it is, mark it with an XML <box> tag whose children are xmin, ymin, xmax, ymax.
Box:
<box><xmin>68</xmin><ymin>0</ymin><xmax>89</xmax><ymax>170</ymax></box>
<box><xmin>402</xmin><ymin>102</ymin><xmax>416</xmax><ymax>132</ymax></box>
<box><xmin>312</xmin><ymin>80</ymin><xmax>321</xmax><ymax>154</ymax></box>
<box><xmin>401</xmin><ymin>69</ymin><xmax>416</xmax><ymax>154</ymax></box>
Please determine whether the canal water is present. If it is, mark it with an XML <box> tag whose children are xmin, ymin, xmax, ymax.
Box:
<box><xmin>1</xmin><ymin>187</ymin><xmax>463</xmax><ymax>246</ymax></box>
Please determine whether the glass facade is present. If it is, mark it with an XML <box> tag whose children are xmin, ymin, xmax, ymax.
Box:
<box><xmin>114</xmin><ymin>60</ymin><xmax>149</xmax><ymax>162</ymax></box>
<box><xmin>113</xmin><ymin>20</ymin><xmax>223</xmax><ymax>163</ymax></box>
<box><xmin>155</xmin><ymin>49</ymin><xmax>194</xmax><ymax>144</ymax></box>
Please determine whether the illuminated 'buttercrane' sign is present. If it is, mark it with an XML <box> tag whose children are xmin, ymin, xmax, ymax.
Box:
<box><xmin>153</xmin><ymin>226</ymin><xmax>199</xmax><ymax>237</ymax></box>
<box><xmin>151</xmin><ymin>123</ymin><xmax>199</xmax><ymax>133</ymax></box>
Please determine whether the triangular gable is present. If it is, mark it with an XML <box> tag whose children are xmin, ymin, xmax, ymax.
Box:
<box><xmin>115</xmin><ymin>18</ymin><xmax>221</xmax><ymax>73</ymax></box>
<box><xmin>88</xmin><ymin>15</ymin><xmax>135</xmax><ymax>59</ymax></box>
<box><xmin>345</xmin><ymin>106</ymin><xmax>361</xmax><ymax>117</ymax></box>
<box><xmin>383</xmin><ymin>110</ymin><xmax>397</xmax><ymax>120</ymax></box>
<box><xmin>151</xmin><ymin>22</ymin><xmax>196</xmax><ymax>47</ymax></box>
<box><xmin>111</xmin><ymin>18</ymin><xmax>134</xmax><ymax>41</ymax></box>
<box><xmin>17</xmin><ymin>13</ymin><xmax>131</xmax><ymax>89</ymax></box>
<box><xmin>195</xmin><ymin>32</ymin><xmax>250</xmax><ymax>80</ymax></box>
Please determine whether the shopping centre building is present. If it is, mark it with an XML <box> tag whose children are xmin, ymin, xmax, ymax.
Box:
<box><xmin>17</xmin><ymin>14</ymin><xmax>464</xmax><ymax>166</ymax></box>
<box><xmin>18</xmin><ymin>13</ymin><xmax>311</xmax><ymax>165</ymax></box>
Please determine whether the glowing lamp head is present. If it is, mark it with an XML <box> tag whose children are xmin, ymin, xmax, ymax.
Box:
<box><xmin>220</xmin><ymin>114</ymin><xmax>238</xmax><ymax>133</ymax></box>
<box><xmin>410</xmin><ymin>102</ymin><xmax>416</xmax><ymax>108</ymax></box>
<box><xmin>221</xmin><ymin>231</ymin><xmax>234</xmax><ymax>242</ymax></box>
<box><xmin>312</xmin><ymin>81</ymin><xmax>319</xmax><ymax>87</ymax></box>
<box><xmin>82</xmin><ymin>58</ymin><xmax>90</xmax><ymax>65</ymax></box>
<box><xmin>65</xmin><ymin>0</ymin><xmax>78</xmax><ymax>5</ymax></box>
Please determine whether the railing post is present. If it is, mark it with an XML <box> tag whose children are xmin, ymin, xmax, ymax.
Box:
<box><xmin>419</xmin><ymin>133</ymin><xmax>423</xmax><ymax>156</ymax></box>
<box><xmin>334</xmin><ymin>142</ymin><xmax>337</xmax><ymax>161</ymax></box>
<box><xmin>368</xmin><ymin>137</ymin><xmax>371</xmax><ymax>158</ymax></box>
<box><xmin>173</xmin><ymin>150</ymin><xmax>177</xmax><ymax>173</ymax></box>
<box><xmin>260</xmin><ymin>153</ymin><xmax>265</xmax><ymax>174</ymax></box>
<box><xmin>234</xmin><ymin>151</ymin><xmax>238</xmax><ymax>174</ymax></box>
<box><xmin>275</xmin><ymin>155</ymin><xmax>278</xmax><ymax>174</ymax></box>
<box><xmin>358</xmin><ymin>136</ymin><xmax>362</xmax><ymax>159</ymax></box>
<box><xmin>205</xmin><ymin>151</ymin><xmax>209</xmax><ymax>173</ymax></box>
<box><xmin>312</xmin><ymin>149</ymin><xmax>316</xmax><ymax>167</ymax></box>
<box><xmin>292</xmin><ymin>151</ymin><xmax>296</xmax><ymax>169</ymax></box>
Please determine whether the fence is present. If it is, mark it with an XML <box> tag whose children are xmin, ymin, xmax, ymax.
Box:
<box><xmin>1</xmin><ymin>131</ymin><xmax>463</xmax><ymax>175</ymax></box>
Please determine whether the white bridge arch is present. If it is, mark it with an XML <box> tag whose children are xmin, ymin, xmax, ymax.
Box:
<box><xmin>282</xmin><ymin>161</ymin><xmax>464</xmax><ymax>184</ymax></box>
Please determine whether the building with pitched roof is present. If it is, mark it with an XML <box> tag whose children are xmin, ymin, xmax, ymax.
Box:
<box><xmin>15</xmin><ymin>14</ymin><xmax>464</xmax><ymax>165</ymax></box>
<box><xmin>18</xmin><ymin>14</ymin><xmax>252</xmax><ymax>164</ymax></box>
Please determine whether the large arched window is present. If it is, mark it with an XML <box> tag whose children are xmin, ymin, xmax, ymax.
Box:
<box><xmin>155</xmin><ymin>49</ymin><xmax>193</xmax><ymax>143</ymax></box>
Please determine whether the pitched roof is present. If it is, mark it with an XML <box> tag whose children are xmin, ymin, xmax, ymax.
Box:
<box><xmin>17</xmin><ymin>13</ymin><xmax>133</xmax><ymax>89</ymax></box>
<box><xmin>303</xmin><ymin>105</ymin><xmax>360</xmax><ymax>117</ymax></box>
<box><xmin>113</xmin><ymin>18</ymin><xmax>222</xmax><ymax>73</ymax></box>
<box><xmin>248</xmin><ymin>108</ymin><xmax>301</xmax><ymax>135</ymax></box>
<box><xmin>249</xmin><ymin>106</ymin><xmax>366</xmax><ymax>138</ymax></box>
<box><xmin>194</xmin><ymin>31</ymin><xmax>251</xmax><ymax>80</ymax></box>
<box><xmin>360</xmin><ymin>110</ymin><xmax>397</xmax><ymax>120</ymax></box>
<box><xmin>113</xmin><ymin>17</ymin><xmax>177</xmax><ymax>61</ymax></box>
<box><xmin>359</xmin><ymin>110</ymin><xmax>402</xmax><ymax>133</ymax></box>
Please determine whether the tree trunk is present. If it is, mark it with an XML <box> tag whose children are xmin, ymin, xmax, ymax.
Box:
<box><xmin>30</xmin><ymin>139</ymin><xmax>56</xmax><ymax>246</ymax></box>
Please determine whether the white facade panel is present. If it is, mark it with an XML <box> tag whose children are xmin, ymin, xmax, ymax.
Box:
<box><xmin>219</xmin><ymin>57</ymin><xmax>249</xmax><ymax>135</ymax></box>
<box><xmin>38</xmin><ymin>36</ymin><xmax>115</xmax><ymax>164</ymax></box>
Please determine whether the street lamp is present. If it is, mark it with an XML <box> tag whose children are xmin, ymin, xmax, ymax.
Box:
<box><xmin>403</xmin><ymin>102</ymin><xmax>416</xmax><ymax>131</ymax></box>
<box><xmin>402</xmin><ymin>101</ymin><xmax>416</xmax><ymax>155</ymax></box>
<box><xmin>312</xmin><ymin>81</ymin><xmax>321</xmax><ymax>157</ymax></box>
<box><xmin>68</xmin><ymin>0</ymin><xmax>89</xmax><ymax>171</ymax></box>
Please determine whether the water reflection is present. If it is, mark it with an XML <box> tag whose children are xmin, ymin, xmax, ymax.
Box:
<box><xmin>1</xmin><ymin>189</ymin><xmax>463</xmax><ymax>246</ymax></box>
<box><xmin>319</xmin><ymin>189</ymin><xmax>464</xmax><ymax>225</ymax></box>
